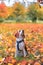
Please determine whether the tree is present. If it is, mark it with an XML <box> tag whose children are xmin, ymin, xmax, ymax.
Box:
<box><xmin>38</xmin><ymin>11</ymin><xmax>43</xmax><ymax>20</ymax></box>
<box><xmin>27</xmin><ymin>3</ymin><xmax>39</xmax><ymax>22</ymax></box>
<box><xmin>12</xmin><ymin>2</ymin><xmax>26</xmax><ymax>22</ymax></box>
<box><xmin>0</xmin><ymin>2</ymin><xmax>13</xmax><ymax>19</ymax></box>
<box><xmin>0</xmin><ymin>3</ymin><xmax>8</xmax><ymax>18</ymax></box>
<box><xmin>6</xmin><ymin>15</ymin><xmax>14</xmax><ymax>20</ymax></box>
<box><xmin>38</xmin><ymin>7</ymin><xmax>43</xmax><ymax>20</ymax></box>
<box><xmin>0</xmin><ymin>17</ymin><xmax>4</xmax><ymax>22</ymax></box>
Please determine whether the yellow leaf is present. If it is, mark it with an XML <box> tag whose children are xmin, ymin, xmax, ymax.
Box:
<box><xmin>8</xmin><ymin>63</ymin><xmax>13</xmax><ymax>65</ymax></box>
<box><xmin>17</xmin><ymin>63</ymin><xmax>21</xmax><ymax>65</ymax></box>
<box><xmin>0</xmin><ymin>42</ymin><xmax>2</xmax><ymax>44</ymax></box>
<box><xmin>0</xmin><ymin>57</ymin><xmax>2</xmax><ymax>61</ymax></box>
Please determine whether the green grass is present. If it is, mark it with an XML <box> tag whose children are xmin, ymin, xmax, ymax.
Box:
<box><xmin>15</xmin><ymin>56</ymin><xmax>24</xmax><ymax>61</ymax></box>
<box><xmin>0</xmin><ymin>20</ymin><xmax>43</xmax><ymax>24</ymax></box>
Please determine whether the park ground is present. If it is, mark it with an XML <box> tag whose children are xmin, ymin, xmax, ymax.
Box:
<box><xmin>0</xmin><ymin>23</ymin><xmax>43</xmax><ymax>65</ymax></box>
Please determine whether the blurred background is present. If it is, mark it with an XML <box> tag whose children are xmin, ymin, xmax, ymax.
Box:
<box><xmin>0</xmin><ymin>0</ymin><xmax>43</xmax><ymax>23</ymax></box>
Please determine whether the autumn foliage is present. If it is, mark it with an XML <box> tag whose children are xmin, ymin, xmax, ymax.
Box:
<box><xmin>0</xmin><ymin>23</ymin><xmax>43</xmax><ymax>65</ymax></box>
<box><xmin>0</xmin><ymin>2</ymin><xmax>43</xmax><ymax>21</ymax></box>
<box><xmin>0</xmin><ymin>3</ymin><xmax>14</xmax><ymax>18</ymax></box>
<box><xmin>0</xmin><ymin>3</ymin><xmax>8</xmax><ymax>18</ymax></box>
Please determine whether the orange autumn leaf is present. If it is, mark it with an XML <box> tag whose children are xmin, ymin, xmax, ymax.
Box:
<box><xmin>34</xmin><ymin>62</ymin><xmax>41</xmax><ymax>65</ymax></box>
<box><xmin>11</xmin><ymin>59</ymin><xmax>16</xmax><ymax>64</ymax></box>
<box><xmin>21</xmin><ymin>60</ymin><xmax>28</xmax><ymax>65</ymax></box>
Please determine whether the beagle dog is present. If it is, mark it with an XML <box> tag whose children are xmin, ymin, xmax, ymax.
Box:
<box><xmin>15</xmin><ymin>30</ymin><xmax>28</xmax><ymax>57</ymax></box>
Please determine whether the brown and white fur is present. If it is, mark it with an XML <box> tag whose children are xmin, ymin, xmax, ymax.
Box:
<box><xmin>15</xmin><ymin>30</ymin><xmax>28</xmax><ymax>57</ymax></box>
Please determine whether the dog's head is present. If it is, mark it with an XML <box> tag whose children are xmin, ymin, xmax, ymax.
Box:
<box><xmin>15</xmin><ymin>30</ymin><xmax>25</xmax><ymax>38</ymax></box>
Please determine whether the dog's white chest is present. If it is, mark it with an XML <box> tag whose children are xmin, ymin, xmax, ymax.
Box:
<box><xmin>16</xmin><ymin>41</ymin><xmax>24</xmax><ymax>50</ymax></box>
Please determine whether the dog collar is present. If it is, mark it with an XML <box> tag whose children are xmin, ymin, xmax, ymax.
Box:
<box><xmin>17</xmin><ymin>39</ymin><xmax>24</xmax><ymax>43</ymax></box>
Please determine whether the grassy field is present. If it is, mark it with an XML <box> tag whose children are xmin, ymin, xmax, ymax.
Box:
<box><xmin>0</xmin><ymin>23</ymin><xmax>43</xmax><ymax>65</ymax></box>
<box><xmin>3</xmin><ymin>20</ymin><xmax>43</xmax><ymax>24</ymax></box>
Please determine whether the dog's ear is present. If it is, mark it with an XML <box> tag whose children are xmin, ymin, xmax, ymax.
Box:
<box><xmin>15</xmin><ymin>32</ymin><xmax>19</xmax><ymax>38</ymax></box>
<box><xmin>21</xmin><ymin>30</ymin><xmax>25</xmax><ymax>38</ymax></box>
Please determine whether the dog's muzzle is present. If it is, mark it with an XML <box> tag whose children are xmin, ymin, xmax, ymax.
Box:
<box><xmin>17</xmin><ymin>40</ymin><xmax>24</xmax><ymax>51</ymax></box>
